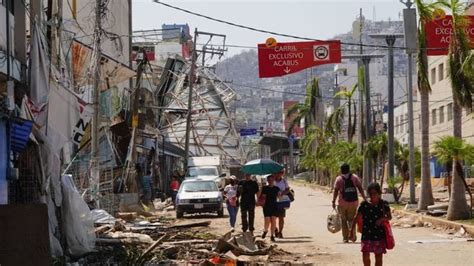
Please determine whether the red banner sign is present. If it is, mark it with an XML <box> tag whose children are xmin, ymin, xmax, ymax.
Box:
<box><xmin>425</xmin><ymin>15</ymin><xmax>474</xmax><ymax>56</ymax></box>
<box><xmin>258</xmin><ymin>40</ymin><xmax>342</xmax><ymax>78</ymax></box>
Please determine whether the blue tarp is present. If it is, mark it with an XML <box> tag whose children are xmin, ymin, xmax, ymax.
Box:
<box><xmin>10</xmin><ymin>118</ymin><xmax>33</xmax><ymax>153</ymax></box>
<box><xmin>0</xmin><ymin>118</ymin><xmax>9</xmax><ymax>204</ymax></box>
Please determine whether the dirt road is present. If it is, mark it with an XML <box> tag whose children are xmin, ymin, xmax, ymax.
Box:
<box><xmin>178</xmin><ymin>183</ymin><xmax>474</xmax><ymax>265</ymax></box>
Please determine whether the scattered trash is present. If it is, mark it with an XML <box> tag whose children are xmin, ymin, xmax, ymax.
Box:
<box><xmin>91</xmin><ymin>209</ymin><xmax>116</xmax><ymax>225</ymax></box>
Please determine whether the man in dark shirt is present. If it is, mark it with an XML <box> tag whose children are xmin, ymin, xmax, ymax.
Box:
<box><xmin>238</xmin><ymin>173</ymin><xmax>259</xmax><ymax>233</ymax></box>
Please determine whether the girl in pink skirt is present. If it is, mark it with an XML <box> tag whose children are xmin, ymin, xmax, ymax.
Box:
<box><xmin>356</xmin><ymin>182</ymin><xmax>392</xmax><ymax>266</ymax></box>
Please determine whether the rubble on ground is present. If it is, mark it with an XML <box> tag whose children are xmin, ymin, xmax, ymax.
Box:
<box><xmin>73</xmin><ymin>200</ymin><xmax>296</xmax><ymax>265</ymax></box>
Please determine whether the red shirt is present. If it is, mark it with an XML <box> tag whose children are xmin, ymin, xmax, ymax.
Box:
<box><xmin>170</xmin><ymin>180</ymin><xmax>180</xmax><ymax>191</ymax></box>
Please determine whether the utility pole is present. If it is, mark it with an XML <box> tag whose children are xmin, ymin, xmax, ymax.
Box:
<box><xmin>90</xmin><ymin>0</ymin><xmax>102</xmax><ymax>206</ymax></box>
<box><xmin>370</xmin><ymin>33</ymin><xmax>403</xmax><ymax>186</ymax></box>
<box><xmin>184</xmin><ymin>29</ymin><xmax>226</xmax><ymax>167</ymax></box>
<box><xmin>387</xmin><ymin>35</ymin><xmax>397</xmax><ymax>184</ymax></box>
<box><xmin>402</xmin><ymin>0</ymin><xmax>417</xmax><ymax>204</ymax></box>
<box><xmin>357</xmin><ymin>8</ymin><xmax>364</xmax><ymax>154</ymax></box>
<box><xmin>184</xmin><ymin>28</ymin><xmax>198</xmax><ymax>168</ymax></box>
<box><xmin>363</xmin><ymin>56</ymin><xmax>373</xmax><ymax>185</ymax></box>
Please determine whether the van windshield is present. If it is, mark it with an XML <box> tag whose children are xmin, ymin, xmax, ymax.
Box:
<box><xmin>187</xmin><ymin>167</ymin><xmax>218</xmax><ymax>177</ymax></box>
<box><xmin>181</xmin><ymin>181</ymin><xmax>218</xmax><ymax>192</ymax></box>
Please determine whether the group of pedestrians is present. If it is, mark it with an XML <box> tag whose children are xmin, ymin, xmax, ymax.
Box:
<box><xmin>332</xmin><ymin>164</ymin><xmax>392</xmax><ymax>266</ymax></box>
<box><xmin>222</xmin><ymin>170</ymin><xmax>290</xmax><ymax>242</ymax></box>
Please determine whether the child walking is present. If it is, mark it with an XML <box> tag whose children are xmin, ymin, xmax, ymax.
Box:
<box><xmin>356</xmin><ymin>182</ymin><xmax>392</xmax><ymax>266</ymax></box>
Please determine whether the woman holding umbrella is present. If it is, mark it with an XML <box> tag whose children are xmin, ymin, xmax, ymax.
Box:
<box><xmin>241</xmin><ymin>159</ymin><xmax>284</xmax><ymax>242</ymax></box>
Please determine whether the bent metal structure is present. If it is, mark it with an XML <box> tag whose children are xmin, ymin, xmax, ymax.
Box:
<box><xmin>156</xmin><ymin>58</ymin><xmax>244</xmax><ymax>166</ymax></box>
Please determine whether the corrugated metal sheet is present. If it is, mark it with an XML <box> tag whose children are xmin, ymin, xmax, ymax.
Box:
<box><xmin>10</xmin><ymin>118</ymin><xmax>33</xmax><ymax>153</ymax></box>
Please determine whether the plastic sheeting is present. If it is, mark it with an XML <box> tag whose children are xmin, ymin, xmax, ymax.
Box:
<box><xmin>91</xmin><ymin>209</ymin><xmax>116</xmax><ymax>225</ymax></box>
<box><xmin>0</xmin><ymin>119</ymin><xmax>8</xmax><ymax>204</ymax></box>
<box><xmin>61</xmin><ymin>174</ymin><xmax>95</xmax><ymax>256</ymax></box>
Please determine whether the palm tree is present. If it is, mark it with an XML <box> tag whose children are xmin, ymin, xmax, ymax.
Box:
<box><xmin>333</xmin><ymin>84</ymin><xmax>358</xmax><ymax>143</ymax></box>
<box><xmin>286</xmin><ymin>78</ymin><xmax>319</xmax><ymax>135</ymax></box>
<box><xmin>433</xmin><ymin>136</ymin><xmax>473</xmax><ymax>220</ymax></box>
<box><xmin>415</xmin><ymin>0</ymin><xmax>439</xmax><ymax>210</ymax></box>
<box><xmin>440</xmin><ymin>0</ymin><xmax>474</xmax><ymax>220</ymax></box>
<box><xmin>395</xmin><ymin>144</ymin><xmax>422</xmax><ymax>202</ymax></box>
<box><xmin>365</xmin><ymin>133</ymin><xmax>389</xmax><ymax>186</ymax></box>
<box><xmin>325</xmin><ymin>106</ymin><xmax>345</xmax><ymax>143</ymax></box>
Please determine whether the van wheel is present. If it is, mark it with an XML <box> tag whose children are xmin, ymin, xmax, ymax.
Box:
<box><xmin>176</xmin><ymin>210</ymin><xmax>184</xmax><ymax>219</ymax></box>
<box><xmin>217</xmin><ymin>209</ymin><xmax>224</xmax><ymax>217</ymax></box>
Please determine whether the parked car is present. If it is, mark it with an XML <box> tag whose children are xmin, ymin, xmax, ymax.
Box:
<box><xmin>175</xmin><ymin>179</ymin><xmax>224</xmax><ymax>218</ymax></box>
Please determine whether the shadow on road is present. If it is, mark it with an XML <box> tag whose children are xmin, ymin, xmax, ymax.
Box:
<box><xmin>183</xmin><ymin>214</ymin><xmax>227</xmax><ymax>219</ymax></box>
<box><xmin>275</xmin><ymin>239</ymin><xmax>313</xmax><ymax>244</ymax></box>
<box><xmin>280</xmin><ymin>236</ymin><xmax>312</xmax><ymax>239</ymax></box>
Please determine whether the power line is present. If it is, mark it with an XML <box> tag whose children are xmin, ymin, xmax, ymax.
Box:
<box><xmin>152</xmin><ymin>0</ymin><xmax>449</xmax><ymax>52</ymax></box>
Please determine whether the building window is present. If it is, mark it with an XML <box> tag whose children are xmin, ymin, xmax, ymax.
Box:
<box><xmin>447</xmin><ymin>103</ymin><xmax>453</xmax><ymax>121</ymax></box>
<box><xmin>432</xmin><ymin>109</ymin><xmax>437</xmax><ymax>125</ymax></box>
<box><xmin>439</xmin><ymin>106</ymin><xmax>445</xmax><ymax>123</ymax></box>
<box><xmin>438</xmin><ymin>63</ymin><xmax>444</xmax><ymax>81</ymax></box>
<box><xmin>431</xmin><ymin>68</ymin><xmax>436</xmax><ymax>84</ymax></box>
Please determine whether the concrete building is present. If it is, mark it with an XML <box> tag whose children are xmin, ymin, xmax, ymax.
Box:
<box><xmin>421</xmin><ymin>56</ymin><xmax>474</xmax><ymax>146</ymax></box>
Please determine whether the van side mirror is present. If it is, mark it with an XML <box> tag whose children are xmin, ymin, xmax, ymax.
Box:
<box><xmin>219</xmin><ymin>173</ymin><xmax>227</xmax><ymax>178</ymax></box>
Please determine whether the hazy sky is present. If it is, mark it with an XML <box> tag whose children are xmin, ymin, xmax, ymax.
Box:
<box><xmin>133</xmin><ymin>0</ymin><xmax>408</xmax><ymax>56</ymax></box>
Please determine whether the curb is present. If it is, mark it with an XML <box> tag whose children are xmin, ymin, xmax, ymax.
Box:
<box><xmin>392</xmin><ymin>209</ymin><xmax>474</xmax><ymax>236</ymax></box>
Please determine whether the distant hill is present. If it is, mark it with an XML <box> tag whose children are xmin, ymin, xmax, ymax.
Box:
<box><xmin>215</xmin><ymin>18</ymin><xmax>409</xmax><ymax>130</ymax></box>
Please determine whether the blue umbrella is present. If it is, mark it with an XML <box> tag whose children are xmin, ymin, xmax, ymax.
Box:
<box><xmin>241</xmin><ymin>159</ymin><xmax>284</xmax><ymax>175</ymax></box>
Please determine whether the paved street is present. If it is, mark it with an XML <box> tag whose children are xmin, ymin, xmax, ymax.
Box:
<box><xmin>183</xmin><ymin>183</ymin><xmax>474</xmax><ymax>265</ymax></box>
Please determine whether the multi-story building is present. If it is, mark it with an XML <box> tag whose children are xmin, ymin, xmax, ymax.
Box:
<box><xmin>421</xmin><ymin>56</ymin><xmax>474</xmax><ymax>146</ymax></box>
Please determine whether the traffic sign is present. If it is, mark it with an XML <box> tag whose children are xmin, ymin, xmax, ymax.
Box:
<box><xmin>425</xmin><ymin>15</ymin><xmax>474</xmax><ymax>56</ymax></box>
<box><xmin>257</xmin><ymin>40</ymin><xmax>342</xmax><ymax>78</ymax></box>
<box><xmin>240</xmin><ymin>128</ymin><xmax>258</xmax><ymax>136</ymax></box>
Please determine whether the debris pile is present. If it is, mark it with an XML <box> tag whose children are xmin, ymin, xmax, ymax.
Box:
<box><xmin>77</xmin><ymin>203</ymin><xmax>287</xmax><ymax>265</ymax></box>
